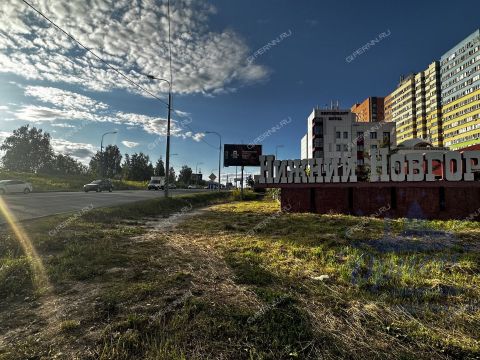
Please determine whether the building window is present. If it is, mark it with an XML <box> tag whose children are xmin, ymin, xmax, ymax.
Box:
<box><xmin>343</xmin><ymin>144</ymin><xmax>349</xmax><ymax>151</ymax></box>
<box><xmin>343</xmin><ymin>131</ymin><xmax>348</xmax><ymax>139</ymax></box>
<box><xmin>371</xmin><ymin>145</ymin><xmax>378</xmax><ymax>150</ymax></box>
<box><xmin>357</xmin><ymin>144</ymin><xmax>364</xmax><ymax>151</ymax></box>
<box><xmin>357</xmin><ymin>158</ymin><xmax>364</xmax><ymax>165</ymax></box>
<box><xmin>383</xmin><ymin>132</ymin><xmax>390</xmax><ymax>141</ymax></box>
<box><xmin>336</xmin><ymin>144</ymin><xmax>341</xmax><ymax>151</ymax></box>
<box><xmin>336</xmin><ymin>131</ymin><xmax>341</xmax><ymax>139</ymax></box>
<box><xmin>314</xmin><ymin>125</ymin><xmax>322</xmax><ymax>135</ymax></box>
<box><xmin>370</xmin><ymin>132</ymin><xmax>377</xmax><ymax>139</ymax></box>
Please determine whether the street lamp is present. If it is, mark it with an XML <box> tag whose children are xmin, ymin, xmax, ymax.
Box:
<box><xmin>195</xmin><ymin>162</ymin><xmax>203</xmax><ymax>187</ymax></box>
<box><xmin>205</xmin><ymin>131</ymin><xmax>222</xmax><ymax>192</ymax></box>
<box><xmin>275</xmin><ymin>144</ymin><xmax>284</xmax><ymax>159</ymax></box>
<box><xmin>146</xmin><ymin>74</ymin><xmax>172</xmax><ymax>197</ymax></box>
<box><xmin>100</xmin><ymin>131</ymin><xmax>117</xmax><ymax>178</ymax></box>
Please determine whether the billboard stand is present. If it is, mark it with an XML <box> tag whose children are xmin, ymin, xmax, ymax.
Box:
<box><xmin>241</xmin><ymin>166</ymin><xmax>244</xmax><ymax>200</ymax></box>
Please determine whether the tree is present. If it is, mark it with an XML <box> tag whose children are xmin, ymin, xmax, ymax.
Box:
<box><xmin>48</xmin><ymin>154</ymin><xmax>88</xmax><ymax>175</ymax></box>
<box><xmin>128</xmin><ymin>152</ymin><xmax>154</xmax><ymax>181</ymax></box>
<box><xmin>168</xmin><ymin>166</ymin><xmax>176</xmax><ymax>184</ymax></box>
<box><xmin>122</xmin><ymin>153</ymin><xmax>131</xmax><ymax>179</ymax></box>
<box><xmin>89</xmin><ymin>145</ymin><xmax>122</xmax><ymax>178</ymax></box>
<box><xmin>0</xmin><ymin>125</ymin><xmax>54</xmax><ymax>172</ymax></box>
<box><xmin>178</xmin><ymin>165</ymin><xmax>193</xmax><ymax>185</ymax></box>
<box><xmin>154</xmin><ymin>157</ymin><xmax>165</xmax><ymax>176</ymax></box>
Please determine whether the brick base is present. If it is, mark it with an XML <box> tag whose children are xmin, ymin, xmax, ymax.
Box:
<box><xmin>277</xmin><ymin>183</ymin><xmax>480</xmax><ymax>220</ymax></box>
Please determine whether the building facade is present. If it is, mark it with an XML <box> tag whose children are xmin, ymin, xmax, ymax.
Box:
<box><xmin>351</xmin><ymin>97</ymin><xmax>385</xmax><ymax>122</ymax></box>
<box><xmin>385</xmin><ymin>75</ymin><xmax>417</xmax><ymax>143</ymax></box>
<box><xmin>300</xmin><ymin>107</ymin><xmax>396</xmax><ymax>170</ymax></box>
<box><xmin>440</xmin><ymin>29</ymin><xmax>480</xmax><ymax>149</ymax></box>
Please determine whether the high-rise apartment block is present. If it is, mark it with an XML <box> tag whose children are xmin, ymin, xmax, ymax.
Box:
<box><xmin>440</xmin><ymin>29</ymin><xmax>480</xmax><ymax>149</ymax></box>
<box><xmin>385</xmin><ymin>74</ymin><xmax>417</xmax><ymax>143</ymax></box>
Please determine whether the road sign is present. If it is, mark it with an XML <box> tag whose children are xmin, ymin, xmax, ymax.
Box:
<box><xmin>209</xmin><ymin>173</ymin><xmax>217</xmax><ymax>181</ymax></box>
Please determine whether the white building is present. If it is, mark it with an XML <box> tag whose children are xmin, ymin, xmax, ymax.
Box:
<box><xmin>300</xmin><ymin>107</ymin><xmax>396</xmax><ymax>168</ymax></box>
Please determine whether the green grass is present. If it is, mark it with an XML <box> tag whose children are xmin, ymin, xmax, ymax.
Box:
<box><xmin>0</xmin><ymin>170</ymin><xmax>147</xmax><ymax>192</ymax></box>
<box><xmin>0</xmin><ymin>196</ymin><xmax>479</xmax><ymax>359</ymax></box>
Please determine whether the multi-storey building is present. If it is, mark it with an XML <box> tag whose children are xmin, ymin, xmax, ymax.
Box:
<box><xmin>384</xmin><ymin>93</ymin><xmax>393</xmax><ymax>122</ymax></box>
<box><xmin>414</xmin><ymin>62</ymin><xmax>443</xmax><ymax>146</ymax></box>
<box><xmin>300</xmin><ymin>107</ymin><xmax>396</xmax><ymax>170</ymax></box>
<box><xmin>424</xmin><ymin>62</ymin><xmax>443</xmax><ymax>146</ymax></box>
<box><xmin>440</xmin><ymin>29</ymin><xmax>480</xmax><ymax>149</ymax></box>
<box><xmin>351</xmin><ymin>97</ymin><xmax>385</xmax><ymax>122</ymax></box>
<box><xmin>385</xmin><ymin>75</ymin><xmax>417</xmax><ymax>143</ymax></box>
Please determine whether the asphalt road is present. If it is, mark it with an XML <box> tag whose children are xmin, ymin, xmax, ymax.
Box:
<box><xmin>0</xmin><ymin>189</ymin><xmax>210</xmax><ymax>224</ymax></box>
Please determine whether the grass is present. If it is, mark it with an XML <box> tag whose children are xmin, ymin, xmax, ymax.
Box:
<box><xmin>0</xmin><ymin>196</ymin><xmax>479</xmax><ymax>359</ymax></box>
<box><xmin>0</xmin><ymin>170</ymin><xmax>147</xmax><ymax>192</ymax></box>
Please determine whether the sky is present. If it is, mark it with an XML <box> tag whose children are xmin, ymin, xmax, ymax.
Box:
<box><xmin>0</xmin><ymin>0</ymin><xmax>479</xmax><ymax>182</ymax></box>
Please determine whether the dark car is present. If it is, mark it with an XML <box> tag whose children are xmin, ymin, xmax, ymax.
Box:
<box><xmin>84</xmin><ymin>179</ymin><xmax>113</xmax><ymax>193</ymax></box>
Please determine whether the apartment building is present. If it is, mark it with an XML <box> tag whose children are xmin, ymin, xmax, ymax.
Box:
<box><xmin>385</xmin><ymin>75</ymin><xmax>417</xmax><ymax>143</ymax></box>
<box><xmin>351</xmin><ymin>97</ymin><xmax>385</xmax><ymax>122</ymax></box>
<box><xmin>440</xmin><ymin>29</ymin><xmax>480</xmax><ymax>149</ymax></box>
<box><xmin>414</xmin><ymin>61</ymin><xmax>443</xmax><ymax>146</ymax></box>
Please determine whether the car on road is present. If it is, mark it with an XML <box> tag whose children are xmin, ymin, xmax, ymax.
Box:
<box><xmin>83</xmin><ymin>179</ymin><xmax>113</xmax><ymax>193</ymax></box>
<box><xmin>187</xmin><ymin>185</ymin><xmax>197</xmax><ymax>189</ymax></box>
<box><xmin>0</xmin><ymin>180</ymin><xmax>33</xmax><ymax>194</ymax></box>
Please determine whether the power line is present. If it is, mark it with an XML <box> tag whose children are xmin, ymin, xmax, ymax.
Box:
<box><xmin>22</xmin><ymin>0</ymin><xmax>221</xmax><ymax>151</ymax></box>
<box><xmin>21</xmin><ymin>0</ymin><xmax>170</xmax><ymax>109</ymax></box>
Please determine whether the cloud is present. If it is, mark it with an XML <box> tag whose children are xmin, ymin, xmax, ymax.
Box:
<box><xmin>0</xmin><ymin>105</ymin><xmax>8</xmax><ymax>110</ymax></box>
<box><xmin>51</xmin><ymin>138</ymin><xmax>96</xmax><ymax>165</ymax></box>
<box><xmin>50</xmin><ymin>123</ymin><xmax>76</xmax><ymax>128</ymax></box>
<box><xmin>15</xmin><ymin>85</ymin><xmax>204</xmax><ymax>139</ymax></box>
<box><xmin>0</xmin><ymin>0</ymin><xmax>269</xmax><ymax>95</ymax></box>
<box><xmin>121</xmin><ymin>140</ymin><xmax>139</xmax><ymax>148</ymax></box>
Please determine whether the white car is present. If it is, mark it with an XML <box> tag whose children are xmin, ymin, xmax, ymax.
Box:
<box><xmin>0</xmin><ymin>180</ymin><xmax>33</xmax><ymax>194</ymax></box>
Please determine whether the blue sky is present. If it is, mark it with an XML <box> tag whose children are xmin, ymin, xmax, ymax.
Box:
<box><xmin>0</xmin><ymin>0</ymin><xmax>479</xmax><ymax>181</ymax></box>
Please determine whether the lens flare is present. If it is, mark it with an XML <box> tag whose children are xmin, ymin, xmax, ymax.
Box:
<box><xmin>0</xmin><ymin>196</ymin><xmax>50</xmax><ymax>291</ymax></box>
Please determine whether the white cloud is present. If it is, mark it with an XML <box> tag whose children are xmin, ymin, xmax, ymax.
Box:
<box><xmin>15</xmin><ymin>85</ymin><xmax>204</xmax><ymax>139</ymax></box>
<box><xmin>50</xmin><ymin>123</ymin><xmax>76</xmax><ymax>128</ymax></box>
<box><xmin>51</xmin><ymin>138</ymin><xmax>96</xmax><ymax>165</ymax></box>
<box><xmin>0</xmin><ymin>105</ymin><xmax>8</xmax><ymax>110</ymax></box>
<box><xmin>121</xmin><ymin>140</ymin><xmax>139</xmax><ymax>148</ymax></box>
<box><xmin>0</xmin><ymin>0</ymin><xmax>269</xmax><ymax>95</ymax></box>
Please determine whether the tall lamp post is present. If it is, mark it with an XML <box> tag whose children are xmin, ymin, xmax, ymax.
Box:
<box><xmin>146</xmin><ymin>75</ymin><xmax>172</xmax><ymax>197</ymax></box>
<box><xmin>275</xmin><ymin>144</ymin><xmax>284</xmax><ymax>159</ymax></box>
<box><xmin>100</xmin><ymin>130</ymin><xmax>117</xmax><ymax>178</ymax></box>
<box><xmin>206</xmin><ymin>131</ymin><xmax>221</xmax><ymax>192</ymax></box>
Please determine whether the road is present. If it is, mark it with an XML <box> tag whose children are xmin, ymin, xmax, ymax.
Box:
<box><xmin>0</xmin><ymin>189</ymin><xmax>210</xmax><ymax>224</ymax></box>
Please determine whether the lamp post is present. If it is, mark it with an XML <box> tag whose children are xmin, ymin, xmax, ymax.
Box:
<box><xmin>100</xmin><ymin>131</ymin><xmax>117</xmax><ymax>178</ymax></box>
<box><xmin>147</xmin><ymin>75</ymin><xmax>172</xmax><ymax>197</ymax></box>
<box><xmin>275</xmin><ymin>144</ymin><xmax>284</xmax><ymax>159</ymax></box>
<box><xmin>206</xmin><ymin>131</ymin><xmax>221</xmax><ymax>192</ymax></box>
<box><xmin>195</xmin><ymin>162</ymin><xmax>203</xmax><ymax>187</ymax></box>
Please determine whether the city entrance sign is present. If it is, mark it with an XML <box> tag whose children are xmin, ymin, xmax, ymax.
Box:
<box><xmin>258</xmin><ymin>149</ymin><xmax>480</xmax><ymax>184</ymax></box>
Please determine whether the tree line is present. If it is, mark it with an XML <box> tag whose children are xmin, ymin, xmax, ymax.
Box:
<box><xmin>0</xmin><ymin>125</ymin><xmax>199</xmax><ymax>185</ymax></box>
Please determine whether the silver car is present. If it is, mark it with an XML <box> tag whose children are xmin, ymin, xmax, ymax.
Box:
<box><xmin>0</xmin><ymin>180</ymin><xmax>33</xmax><ymax>194</ymax></box>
